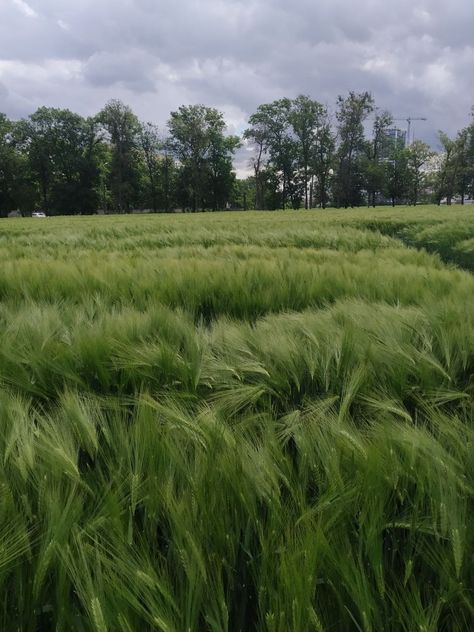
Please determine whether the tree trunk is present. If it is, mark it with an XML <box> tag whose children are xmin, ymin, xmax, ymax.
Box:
<box><xmin>304</xmin><ymin>166</ymin><xmax>308</xmax><ymax>209</ymax></box>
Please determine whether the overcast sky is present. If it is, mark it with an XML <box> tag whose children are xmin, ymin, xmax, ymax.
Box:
<box><xmin>1</xmin><ymin>0</ymin><xmax>473</xmax><ymax>171</ymax></box>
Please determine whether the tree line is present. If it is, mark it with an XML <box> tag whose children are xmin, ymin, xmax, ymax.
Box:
<box><xmin>245</xmin><ymin>93</ymin><xmax>474</xmax><ymax>209</ymax></box>
<box><xmin>0</xmin><ymin>94</ymin><xmax>473</xmax><ymax>216</ymax></box>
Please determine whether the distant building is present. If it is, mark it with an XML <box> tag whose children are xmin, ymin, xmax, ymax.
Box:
<box><xmin>385</xmin><ymin>128</ymin><xmax>407</xmax><ymax>145</ymax></box>
<box><xmin>380</xmin><ymin>127</ymin><xmax>407</xmax><ymax>160</ymax></box>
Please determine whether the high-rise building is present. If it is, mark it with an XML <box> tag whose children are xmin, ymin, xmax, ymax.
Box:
<box><xmin>380</xmin><ymin>127</ymin><xmax>407</xmax><ymax>160</ymax></box>
<box><xmin>385</xmin><ymin>127</ymin><xmax>407</xmax><ymax>146</ymax></box>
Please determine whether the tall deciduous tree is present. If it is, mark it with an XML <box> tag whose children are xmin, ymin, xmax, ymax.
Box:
<box><xmin>311</xmin><ymin>111</ymin><xmax>336</xmax><ymax>209</ymax></box>
<box><xmin>334</xmin><ymin>91</ymin><xmax>374</xmax><ymax>207</ymax></box>
<box><xmin>168</xmin><ymin>105</ymin><xmax>238</xmax><ymax>211</ymax></box>
<box><xmin>0</xmin><ymin>113</ymin><xmax>23</xmax><ymax>215</ymax></box>
<box><xmin>384</xmin><ymin>146</ymin><xmax>409</xmax><ymax>207</ymax></box>
<box><xmin>138</xmin><ymin>122</ymin><xmax>162</xmax><ymax>212</ymax></box>
<box><xmin>288</xmin><ymin>95</ymin><xmax>325</xmax><ymax>209</ymax></box>
<box><xmin>159</xmin><ymin>139</ymin><xmax>178</xmax><ymax>212</ymax></box>
<box><xmin>15</xmin><ymin>108</ymin><xmax>56</xmax><ymax>209</ymax></box>
<box><xmin>407</xmin><ymin>140</ymin><xmax>433</xmax><ymax>205</ymax></box>
<box><xmin>245</xmin><ymin>99</ymin><xmax>298</xmax><ymax>209</ymax></box>
<box><xmin>243</xmin><ymin>121</ymin><xmax>268</xmax><ymax>210</ymax></box>
<box><xmin>365</xmin><ymin>110</ymin><xmax>393</xmax><ymax>206</ymax></box>
<box><xmin>98</xmin><ymin>100</ymin><xmax>140</xmax><ymax>211</ymax></box>
<box><xmin>15</xmin><ymin>107</ymin><xmax>101</xmax><ymax>214</ymax></box>
<box><xmin>435</xmin><ymin>131</ymin><xmax>459</xmax><ymax>205</ymax></box>
<box><xmin>455</xmin><ymin>111</ymin><xmax>474</xmax><ymax>202</ymax></box>
<box><xmin>468</xmin><ymin>109</ymin><xmax>474</xmax><ymax>198</ymax></box>
<box><xmin>205</xmin><ymin>132</ymin><xmax>239</xmax><ymax>211</ymax></box>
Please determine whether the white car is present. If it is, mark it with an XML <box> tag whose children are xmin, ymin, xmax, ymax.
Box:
<box><xmin>32</xmin><ymin>211</ymin><xmax>47</xmax><ymax>218</ymax></box>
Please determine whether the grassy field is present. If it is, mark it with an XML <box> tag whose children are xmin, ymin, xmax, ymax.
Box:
<box><xmin>0</xmin><ymin>205</ymin><xmax>473</xmax><ymax>631</ymax></box>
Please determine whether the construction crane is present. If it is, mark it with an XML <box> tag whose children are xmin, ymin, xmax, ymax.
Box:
<box><xmin>392</xmin><ymin>117</ymin><xmax>427</xmax><ymax>146</ymax></box>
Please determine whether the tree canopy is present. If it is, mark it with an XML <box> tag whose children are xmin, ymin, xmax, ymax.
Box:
<box><xmin>1</xmin><ymin>96</ymin><xmax>473</xmax><ymax>216</ymax></box>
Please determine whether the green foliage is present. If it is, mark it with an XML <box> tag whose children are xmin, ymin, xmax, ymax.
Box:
<box><xmin>0</xmin><ymin>114</ymin><xmax>28</xmax><ymax>215</ymax></box>
<box><xmin>168</xmin><ymin>105</ymin><xmax>239</xmax><ymax>211</ymax></box>
<box><xmin>406</xmin><ymin>140</ymin><xmax>434</xmax><ymax>205</ymax></box>
<box><xmin>14</xmin><ymin>107</ymin><xmax>102</xmax><ymax>215</ymax></box>
<box><xmin>353</xmin><ymin>207</ymin><xmax>474</xmax><ymax>270</ymax></box>
<box><xmin>98</xmin><ymin>100</ymin><xmax>141</xmax><ymax>212</ymax></box>
<box><xmin>334</xmin><ymin>91</ymin><xmax>374</xmax><ymax>207</ymax></box>
<box><xmin>0</xmin><ymin>207</ymin><xmax>473</xmax><ymax>629</ymax></box>
<box><xmin>365</xmin><ymin>111</ymin><xmax>393</xmax><ymax>206</ymax></box>
<box><xmin>383</xmin><ymin>146</ymin><xmax>410</xmax><ymax>206</ymax></box>
<box><xmin>2</xmin><ymin>99</ymin><xmax>474</xmax><ymax>215</ymax></box>
<box><xmin>245</xmin><ymin>96</ymin><xmax>336</xmax><ymax>210</ymax></box>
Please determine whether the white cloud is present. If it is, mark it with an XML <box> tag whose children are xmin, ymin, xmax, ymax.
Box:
<box><xmin>57</xmin><ymin>19</ymin><xmax>69</xmax><ymax>31</ymax></box>
<box><xmin>0</xmin><ymin>0</ymin><xmax>472</xmax><ymax>149</ymax></box>
<box><xmin>0</xmin><ymin>58</ymin><xmax>82</xmax><ymax>82</ymax></box>
<box><xmin>11</xmin><ymin>0</ymin><xmax>37</xmax><ymax>18</ymax></box>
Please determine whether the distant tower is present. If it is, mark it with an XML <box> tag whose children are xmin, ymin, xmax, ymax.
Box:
<box><xmin>392</xmin><ymin>117</ymin><xmax>428</xmax><ymax>146</ymax></box>
<box><xmin>380</xmin><ymin>127</ymin><xmax>407</xmax><ymax>159</ymax></box>
<box><xmin>385</xmin><ymin>128</ymin><xmax>407</xmax><ymax>146</ymax></box>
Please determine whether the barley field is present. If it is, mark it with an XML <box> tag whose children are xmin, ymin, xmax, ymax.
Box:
<box><xmin>0</xmin><ymin>205</ymin><xmax>473</xmax><ymax>631</ymax></box>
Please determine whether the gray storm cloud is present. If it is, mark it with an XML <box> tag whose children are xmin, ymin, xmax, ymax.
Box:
<box><xmin>0</xmin><ymin>0</ymin><xmax>473</xmax><ymax>158</ymax></box>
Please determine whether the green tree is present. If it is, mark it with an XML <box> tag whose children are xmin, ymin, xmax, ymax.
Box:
<box><xmin>243</xmin><ymin>120</ymin><xmax>268</xmax><ymax>209</ymax></box>
<box><xmin>455</xmin><ymin>110</ymin><xmax>474</xmax><ymax>202</ymax></box>
<box><xmin>168</xmin><ymin>105</ymin><xmax>238</xmax><ymax>211</ymax></box>
<box><xmin>205</xmin><ymin>133</ymin><xmax>239</xmax><ymax>211</ymax></box>
<box><xmin>468</xmin><ymin>109</ymin><xmax>474</xmax><ymax>198</ymax></box>
<box><xmin>98</xmin><ymin>100</ymin><xmax>140</xmax><ymax>211</ymax></box>
<box><xmin>0</xmin><ymin>113</ymin><xmax>29</xmax><ymax>216</ymax></box>
<box><xmin>245</xmin><ymin>99</ymin><xmax>299</xmax><ymax>209</ymax></box>
<box><xmin>138</xmin><ymin>122</ymin><xmax>162</xmax><ymax>212</ymax></box>
<box><xmin>365</xmin><ymin>110</ymin><xmax>393</xmax><ymax>206</ymax></box>
<box><xmin>76</xmin><ymin>117</ymin><xmax>103</xmax><ymax>215</ymax></box>
<box><xmin>384</xmin><ymin>145</ymin><xmax>409</xmax><ymax>206</ymax></box>
<box><xmin>288</xmin><ymin>95</ymin><xmax>325</xmax><ymax>209</ymax></box>
<box><xmin>232</xmin><ymin>177</ymin><xmax>255</xmax><ymax>210</ymax></box>
<box><xmin>15</xmin><ymin>107</ymin><xmax>101</xmax><ymax>214</ymax></box>
<box><xmin>434</xmin><ymin>131</ymin><xmax>459</xmax><ymax>205</ymax></box>
<box><xmin>407</xmin><ymin>140</ymin><xmax>433</xmax><ymax>205</ymax></box>
<box><xmin>158</xmin><ymin>140</ymin><xmax>178</xmax><ymax>212</ymax></box>
<box><xmin>246</xmin><ymin>97</ymin><xmax>336</xmax><ymax>210</ymax></box>
<box><xmin>334</xmin><ymin>91</ymin><xmax>374</xmax><ymax>207</ymax></box>
<box><xmin>15</xmin><ymin>108</ymin><xmax>55</xmax><ymax>210</ymax></box>
<box><xmin>310</xmin><ymin>110</ymin><xmax>336</xmax><ymax>209</ymax></box>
